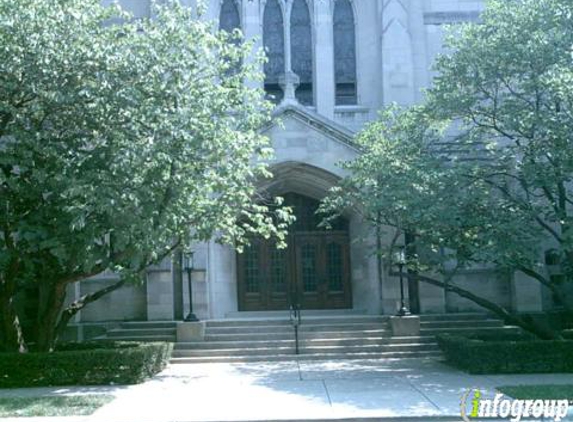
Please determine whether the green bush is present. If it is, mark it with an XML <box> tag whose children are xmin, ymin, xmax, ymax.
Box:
<box><xmin>466</xmin><ymin>332</ymin><xmax>536</xmax><ymax>342</ymax></box>
<box><xmin>437</xmin><ymin>334</ymin><xmax>573</xmax><ymax>374</ymax></box>
<box><xmin>0</xmin><ymin>342</ymin><xmax>173</xmax><ymax>388</ymax></box>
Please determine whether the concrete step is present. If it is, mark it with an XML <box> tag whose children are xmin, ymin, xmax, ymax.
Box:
<box><xmin>204</xmin><ymin>328</ymin><xmax>389</xmax><ymax>342</ymax></box>
<box><xmin>225</xmin><ymin>309</ymin><xmax>367</xmax><ymax>318</ymax></box>
<box><xmin>104</xmin><ymin>334</ymin><xmax>176</xmax><ymax>342</ymax></box>
<box><xmin>387</xmin><ymin>336</ymin><xmax>437</xmax><ymax>344</ymax></box>
<box><xmin>420</xmin><ymin>320</ymin><xmax>503</xmax><ymax>329</ymax></box>
<box><xmin>176</xmin><ymin>340</ymin><xmax>295</xmax><ymax>350</ymax></box>
<box><xmin>176</xmin><ymin>335</ymin><xmax>435</xmax><ymax>351</ymax></box>
<box><xmin>418</xmin><ymin>313</ymin><xmax>493</xmax><ymax>322</ymax></box>
<box><xmin>119</xmin><ymin>321</ymin><xmax>177</xmax><ymax>329</ymax></box>
<box><xmin>205</xmin><ymin>332</ymin><xmax>294</xmax><ymax>341</ymax></box>
<box><xmin>173</xmin><ymin>342</ymin><xmax>439</xmax><ymax>358</ymax></box>
<box><xmin>178</xmin><ymin>338</ymin><xmax>393</xmax><ymax>350</ymax></box>
<box><xmin>172</xmin><ymin>346</ymin><xmax>296</xmax><ymax>357</ymax></box>
<box><xmin>205</xmin><ymin>322</ymin><xmax>386</xmax><ymax>335</ymax></box>
<box><xmin>300</xmin><ymin>343</ymin><xmax>440</xmax><ymax>354</ymax></box>
<box><xmin>170</xmin><ymin>350</ymin><xmax>442</xmax><ymax>364</ymax></box>
<box><xmin>300</xmin><ymin>329</ymin><xmax>389</xmax><ymax>339</ymax></box>
<box><xmin>206</xmin><ymin>325</ymin><xmax>292</xmax><ymax>335</ymax></box>
<box><xmin>206</xmin><ymin>315</ymin><xmax>386</xmax><ymax>328</ymax></box>
<box><xmin>107</xmin><ymin>328</ymin><xmax>177</xmax><ymax>337</ymax></box>
<box><xmin>300</xmin><ymin>322</ymin><xmax>387</xmax><ymax>332</ymax></box>
<box><xmin>420</xmin><ymin>326</ymin><xmax>521</xmax><ymax>336</ymax></box>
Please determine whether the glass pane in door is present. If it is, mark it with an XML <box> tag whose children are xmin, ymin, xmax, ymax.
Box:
<box><xmin>301</xmin><ymin>243</ymin><xmax>318</xmax><ymax>292</ymax></box>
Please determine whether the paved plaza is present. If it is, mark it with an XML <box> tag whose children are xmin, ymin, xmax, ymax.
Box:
<box><xmin>1</xmin><ymin>358</ymin><xmax>572</xmax><ymax>422</ymax></box>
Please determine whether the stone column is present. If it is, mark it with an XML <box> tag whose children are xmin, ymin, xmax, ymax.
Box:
<box><xmin>279</xmin><ymin>71</ymin><xmax>300</xmax><ymax>105</ymax></box>
<box><xmin>313</xmin><ymin>0</ymin><xmax>335</xmax><ymax>119</ymax></box>
<box><xmin>279</xmin><ymin>0</ymin><xmax>299</xmax><ymax>104</ymax></box>
<box><xmin>381</xmin><ymin>0</ymin><xmax>415</xmax><ymax>106</ymax></box>
<box><xmin>408</xmin><ymin>0</ymin><xmax>430</xmax><ymax>102</ymax></box>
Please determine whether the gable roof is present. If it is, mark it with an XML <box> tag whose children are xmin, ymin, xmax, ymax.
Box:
<box><xmin>261</xmin><ymin>103</ymin><xmax>360</xmax><ymax>151</ymax></box>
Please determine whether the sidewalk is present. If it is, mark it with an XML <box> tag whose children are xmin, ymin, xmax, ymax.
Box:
<box><xmin>1</xmin><ymin>358</ymin><xmax>572</xmax><ymax>422</ymax></box>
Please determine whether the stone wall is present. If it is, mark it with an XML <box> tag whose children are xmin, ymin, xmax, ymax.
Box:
<box><xmin>79</xmin><ymin>277</ymin><xmax>147</xmax><ymax>322</ymax></box>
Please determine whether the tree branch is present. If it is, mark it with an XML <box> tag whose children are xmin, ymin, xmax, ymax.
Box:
<box><xmin>406</xmin><ymin>272</ymin><xmax>561</xmax><ymax>339</ymax></box>
<box><xmin>54</xmin><ymin>277</ymin><xmax>128</xmax><ymax>342</ymax></box>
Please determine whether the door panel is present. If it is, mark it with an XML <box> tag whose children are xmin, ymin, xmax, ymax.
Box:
<box><xmin>268</xmin><ymin>246</ymin><xmax>289</xmax><ymax>309</ymax></box>
<box><xmin>237</xmin><ymin>240</ymin><xmax>265</xmax><ymax>311</ymax></box>
<box><xmin>295</xmin><ymin>234</ymin><xmax>322</xmax><ymax>309</ymax></box>
<box><xmin>237</xmin><ymin>232</ymin><xmax>352</xmax><ymax>311</ymax></box>
<box><xmin>237</xmin><ymin>239</ymin><xmax>290</xmax><ymax>311</ymax></box>
<box><xmin>323</xmin><ymin>235</ymin><xmax>352</xmax><ymax>309</ymax></box>
<box><xmin>237</xmin><ymin>192</ymin><xmax>351</xmax><ymax>311</ymax></box>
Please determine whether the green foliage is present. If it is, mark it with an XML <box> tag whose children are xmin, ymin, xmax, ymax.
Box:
<box><xmin>322</xmin><ymin>0</ymin><xmax>573</xmax><ymax>323</ymax></box>
<box><xmin>437</xmin><ymin>334</ymin><xmax>573</xmax><ymax>374</ymax></box>
<box><xmin>0</xmin><ymin>342</ymin><xmax>173</xmax><ymax>387</ymax></box>
<box><xmin>0</xmin><ymin>395</ymin><xmax>114</xmax><ymax>417</ymax></box>
<box><xmin>424</xmin><ymin>0</ymin><xmax>573</xmax><ymax>276</ymax></box>
<box><xmin>0</xmin><ymin>0</ymin><xmax>292</xmax><ymax>351</ymax></box>
<box><xmin>0</xmin><ymin>0</ymin><xmax>287</xmax><ymax>280</ymax></box>
<box><xmin>498</xmin><ymin>385</ymin><xmax>573</xmax><ymax>400</ymax></box>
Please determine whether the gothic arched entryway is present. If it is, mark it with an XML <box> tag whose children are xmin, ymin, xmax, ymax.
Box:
<box><xmin>237</xmin><ymin>193</ymin><xmax>352</xmax><ymax>311</ymax></box>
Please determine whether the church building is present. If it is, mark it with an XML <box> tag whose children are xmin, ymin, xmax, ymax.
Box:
<box><xmin>73</xmin><ymin>0</ymin><xmax>553</xmax><ymax>334</ymax></box>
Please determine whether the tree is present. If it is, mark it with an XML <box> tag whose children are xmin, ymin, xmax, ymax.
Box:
<box><xmin>0</xmin><ymin>0</ymin><xmax>291</xmax><ymax>352</ymax></box>
<box><xmin>322</xmin><ymin>0</ymin><xmax>573</xmax><ymax>338</ymax></box>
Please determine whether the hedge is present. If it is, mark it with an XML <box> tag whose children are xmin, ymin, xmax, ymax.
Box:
<box><xmin>437</xmin><ymin>334</ymin><xmax>573</xmax><ymax>374</ymax></box>
<box><xmin>0</xmin><ymin>341</ymin><xmax>173</xmax><ymax>388</ymax></box>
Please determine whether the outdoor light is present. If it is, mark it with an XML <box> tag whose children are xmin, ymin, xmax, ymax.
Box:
<box><xmin>183</xmin><ymin>251</ymin><xmax>199</xmax><ymax>322</ymax></box>
<box><xmin>393</xmin><ymin>246</ymin><xmax>410</xmax><ymax>317</ymax></box>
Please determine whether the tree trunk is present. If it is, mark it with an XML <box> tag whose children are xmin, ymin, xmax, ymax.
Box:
<box><xmin>0</xmin><ymin>287</ymin><xmax>27</xmax><ymax>353</ymax></box>
<box><xmin>36</xmin><ymin>282</ymin><xmax>68</xmax><ymax>352</ymax></box>
<box><xmin>54</xmin><ymin>278</ymin><xmax>127</xmax><ymax>343</ymax></box>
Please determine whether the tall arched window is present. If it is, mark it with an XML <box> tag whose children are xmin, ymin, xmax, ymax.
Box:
<box><xmin>263</xmin><ymin>0</ymin><xmax>285</xmax><ymax>104</ymax></box>
<box><xmin>219</xmin><ymin>0</ymin><xmax>240</xmax><ymax>34</ymax></box>
<box><xmin>334</xmin><ymin>0</ymin><xmax>357</xmax><ymax>105</ymax></box>
<box><xmin>290</xmin><ymin>0</ymin><xmax>313</xmax><ymax>106</ymax></box>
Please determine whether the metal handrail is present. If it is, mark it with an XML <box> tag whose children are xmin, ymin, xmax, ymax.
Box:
<box><xmin>289</xmin><ymin>303</ymin><xmax>302</xmax><ymax>355</ymax></box>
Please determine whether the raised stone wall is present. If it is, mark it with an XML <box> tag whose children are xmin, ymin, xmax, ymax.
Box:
<box><xmin>79</xmin><ymin>278</ymin><xmax>147</xmax><ymax>322</ymax></box>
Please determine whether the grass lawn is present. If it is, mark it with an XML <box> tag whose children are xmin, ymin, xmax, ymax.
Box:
<box><xmin>498</xmin><ymin>385</ymin><xmax>573</xmax><ymax>401</ymax></box>
<box><xmin>0</xmin><ymin>394</ymin><xmax>115</xmax><ymax>417</ymax></box>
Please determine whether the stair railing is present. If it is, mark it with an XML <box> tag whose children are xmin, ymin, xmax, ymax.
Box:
<box><xmin>289</xmin><ymin>303</ymin><xmax>302</xmax><ymax>355</ymax></box>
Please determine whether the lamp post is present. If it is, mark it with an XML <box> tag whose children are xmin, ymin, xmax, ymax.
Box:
<box><xmin>183</xmin><ymin>252</ymin><xmax>199</xmax><ymax>322</ymax></box>
<box><xmin>394</xmin><ymin>247</ymin><xmax>410</xmax><ymax>317</ymax></box>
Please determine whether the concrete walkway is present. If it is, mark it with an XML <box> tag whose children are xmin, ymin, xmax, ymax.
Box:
<box><xmin>1</xmin><ymin>358</ymin><xmax>572</xmax><ymax>422</ymax></box>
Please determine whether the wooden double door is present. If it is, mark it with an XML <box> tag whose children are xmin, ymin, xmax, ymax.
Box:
<box><xmin>237</xmin><ymin>232</ymin><xmax>352</xmax><ymax>311</ymax></box>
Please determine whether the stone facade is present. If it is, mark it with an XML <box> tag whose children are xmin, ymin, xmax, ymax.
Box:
<box><xmin>71</xmin><ymin>0</ymin><xmax>554</xmax><ymax>327</ymax></box>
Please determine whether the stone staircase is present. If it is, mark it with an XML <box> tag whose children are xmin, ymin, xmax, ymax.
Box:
<box><xmin>98</xmin><ymin>312</ymin><xmax>519</xmax><ymax>364</ymax></box>
<box><xmin>171</xmin><ymin>314</ymin><xmax>435</xmax><ymax>364</ymax></box>
<box><xmin>171</xmin><ymin>312</ymin><xmax>520</xmax><ymax>364</ymax></box>
<box><xmin>103</xmin><ymin>321</ymin><xmax>177</xmax><ymax>342</ymax></box>
<box><xmin>419</xmin><ymin>313</ymin><xmax>519</xmax><ymax>336</ymax></box>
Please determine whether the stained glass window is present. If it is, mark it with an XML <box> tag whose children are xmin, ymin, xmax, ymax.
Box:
<box><xmin>290</xmin><ymin>0</ymin><xmax>313</xmax><ymax>105</ymax></box>
<box><xmin>219</xmin><ymin>0</ymin><xmax>240</xmax><ymax>34</ymax></box>
<box><xmin>263</xmin><ymin>0</ymin><xmax>285</xmax><ymax>103</ymax></box>
<box><xmin>334</xmin><ymin>0</ymin><xmax>357</xmax><ymax>105</ymax></box>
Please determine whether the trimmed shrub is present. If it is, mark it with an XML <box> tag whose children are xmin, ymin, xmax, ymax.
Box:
<box><xmin>437</xmin><ymin>334</ymin><xmax>573</xmax><ymax>374</ymax></box>
<box><xmin>0</xmin><ymin>341</ymin><xmax>173</xmax><ymax>388</ymax></box>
